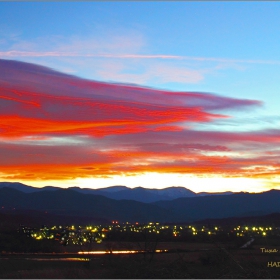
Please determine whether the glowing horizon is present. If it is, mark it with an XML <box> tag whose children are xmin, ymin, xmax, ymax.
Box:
<box><xmin>0</xmin><ymin>59</ymin><xmax>279</xmax><ymax>193</ymax></box>
<box><xmin>1</xmin><ymin>2</ymin><xmax>280</xmax><ymax>193</ymax></box>
<box><xmin>12</xmin><ymin>174</ymin><xmax>274</xmax><ymax>194</ymax></box>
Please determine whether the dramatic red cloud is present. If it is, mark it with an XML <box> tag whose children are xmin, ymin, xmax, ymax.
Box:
<box><xmin>103</xmin><ymin>129</ymin><xmax>280</xmax><ymax>148</ymax></box>
<box><xmin>0</xmin><ymin>134</ymin><xmax>279</xmax><ymax>182</ymax></box>
<box><xmin>0</xmin><ymin>59</ymin><xmax>261</xmax><ymax>139</ymax></box>
<box><xmin>1</xmin><ymin>59</ymin><xmax>277</xmax><ymax>183</ymax></box>
<box><xmin>0</xmin><ymin>83</ymin><xmax>231</xmax><ymax>139</ymax></box>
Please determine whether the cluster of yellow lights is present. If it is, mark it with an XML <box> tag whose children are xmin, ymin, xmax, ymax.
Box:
<box><xmin>232</xmin><ymin>225</ymin><xmax>273</xmax><ymax>237</ymax></box>
<box><xmin>27</xmin><ymin>222</ymin><xmax>275</xmax><ymax>244</ymax></box>
<box><xmin>31</xmin><ymin>232</ymin><xmax>55</xmax><ymax>240</ymax></box>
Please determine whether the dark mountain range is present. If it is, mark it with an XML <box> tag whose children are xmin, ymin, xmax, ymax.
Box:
<box><xmin>0</xmin><ymin>182</ymin><xmax>39</xmax><ymax>193</ymax></box>
<box><xmin>0</xmin><ymin>182</ymin><xmax>233</xmax><ymax>203</ymax></box>
<box><xmin>0</xmin><ymin>209</ymin><xmax>108</xmax><ymax>230</ymax></box>
<box><xmin>41</xmin><ymin>186</ymin><xmax>61</xmax><ymax>191</ymax></box>
<box><xmin>90</xmin><ymin>186</ymin><xmax>197</xmax><ymax>203</ymax></box>
<box><xmin>153</xmin><ymin>190</ymin><xmax>280</xmax><ymax>221</ymax></box>
<box><xmin>197</xmin><ymin>191</ymin><xmax>234</xmax><ymax>196</ymax></box>
<box><xmin>1</xmin><ymin>186</ymin><xmax>280</xmax><ymax>223</ymax></box>
<box><xmin>70</xmin><ymin>185</ymin><xmax>129</xmax><ymax>195</ymax></box>
<box><xmin>0</xmin><ymin>187</ymin><xmax>174</xmax><ymax>223</ymax></box>
<box><xmin>95</xmin><ymin>186</ymin><xmax>130</xmax><ymax>193</ymax></box>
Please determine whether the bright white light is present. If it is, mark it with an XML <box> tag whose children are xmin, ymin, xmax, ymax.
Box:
<box><xmin>11</xmin><ymin>172</ymin><xmax>271</xmax><ymax>193</ymax></box>
<box><xmin>78</xmin><ymin>249</ymin><xmax>166</xmax><ymax>254</ymax></box>
<box><xmin>73</xmin><ymin>172</ymin><xmax>265</xmax><ymax>193</ymax></box>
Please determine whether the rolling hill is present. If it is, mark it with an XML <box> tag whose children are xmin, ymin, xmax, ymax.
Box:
<box><xmin>0</xmin><ymin>182</ymin><xmax>233</xmax><ymax>203</ymax></box>
<box><xmin>0</xmin><ymin>185</ymin><xmax>280</xmax><ymax>224</ymax></box>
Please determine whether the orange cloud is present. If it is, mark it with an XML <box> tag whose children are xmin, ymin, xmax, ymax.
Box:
<box><xmin>0</xmin><ymin>59</ymin><xmax>272</xmax><ymax>183</ymax></box>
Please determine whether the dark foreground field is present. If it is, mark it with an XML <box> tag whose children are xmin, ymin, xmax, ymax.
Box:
<box><xmin>1</xmin><ymin>241</ymin><xmax>280</xmax><ymax>279</ymax></box>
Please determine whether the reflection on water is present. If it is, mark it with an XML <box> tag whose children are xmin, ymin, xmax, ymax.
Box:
<box><xmin>0</xmin><ymin>257</ymin><xmax>89</xmax><ymax>262</ymax></box>
<box><xmin>78</xmin><ymin>249</ymin><xmax>168</xmax><ymax>254</ymax></box>
<box><xmin>0</xmin><ymin>249</ymin><xmax>168</xmax><ymax>262</ymax></box>
<box><xmin>25</xmin><ymin>258</ymin><xmax>89</xmax><ymax>261</ymax></box>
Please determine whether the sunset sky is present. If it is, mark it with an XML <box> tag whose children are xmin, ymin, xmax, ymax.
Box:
<box><xmin>1</xmin><ymin>2</ymin><xmax>280</xmax><ymax>192</ymax></box>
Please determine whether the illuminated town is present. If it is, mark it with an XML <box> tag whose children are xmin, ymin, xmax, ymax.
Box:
<box><xmin>18</xmin><ymin>221</ymin><xmax>279</xmax><ymax>247</ymax></box>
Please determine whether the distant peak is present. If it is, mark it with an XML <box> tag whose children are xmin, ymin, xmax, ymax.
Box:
<box><xmin>97</xmin><ymin>185</ymin><xmax>129</xmax><ymax>193</ymax></box>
